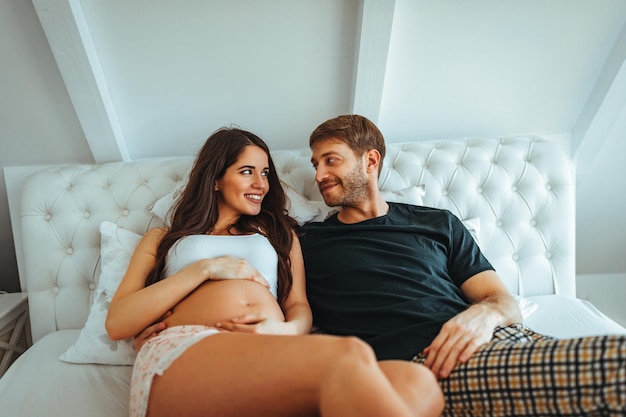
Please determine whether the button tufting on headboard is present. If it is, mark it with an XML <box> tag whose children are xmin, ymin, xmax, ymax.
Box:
<box><xmin>19</xmin><ymin>138</ymin><xmax>574</xmax><ymax>343</ymax></box>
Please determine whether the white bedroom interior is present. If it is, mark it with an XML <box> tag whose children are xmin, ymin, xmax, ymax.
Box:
<box><xmin>1</xmin><ymin>0</ymin><xmax>625</xmax><ymax>326</ymax></box>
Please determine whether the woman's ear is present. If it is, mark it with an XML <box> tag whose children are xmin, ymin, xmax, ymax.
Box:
<box><xmin>214</xmin><ymin>182</ymin><xmax>219</xmax><ymax>191</ymax></box>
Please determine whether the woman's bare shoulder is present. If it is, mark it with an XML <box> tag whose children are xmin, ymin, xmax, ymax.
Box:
<box><xmin>139</xmin><ymin>227</ymin><xmax>169</xmax><ymax>246</ymax></box>
<box><xmin>146</xmin><ymin>226</ymin><xmax>169</xmax><ymax>237</ymax></box>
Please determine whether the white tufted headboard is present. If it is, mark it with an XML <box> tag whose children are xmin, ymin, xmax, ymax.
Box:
<box><xmin>17</xmin><ymin>136</ymin><xmax>574</xmax><ymax>343</ymax></box>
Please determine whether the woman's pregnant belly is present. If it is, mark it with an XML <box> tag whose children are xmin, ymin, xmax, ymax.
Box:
<box><xmin>163</xmin><ymin>279</ymin><xmax>285</xmax><ymax>328</ymax></box>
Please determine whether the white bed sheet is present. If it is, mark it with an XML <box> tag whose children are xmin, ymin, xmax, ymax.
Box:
<box><xmin>524</xmin><ymin>294</ymin><xmax>626</xmax><ymax>338</ymax></box>
<box><xmin>2</xmin><ymin>296</ymin><xmax>625</xmax><ymax>417</ymax></box>
<box><xmin>0</xmin><ymin>329</ymin><xmax>131</xmax><ymax>417</ymax></box>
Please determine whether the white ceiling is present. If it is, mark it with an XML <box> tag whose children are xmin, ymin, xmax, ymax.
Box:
<box><xmin>35</xmin><ymin>0</ymin><xmax>626</xmax><ymax>162</ymax></box>
<box><xmin>72</xmin><ymin>0</ymin><xmax>360</xmax><ymax>159</ymax></box>
<box><xmin>380</xmin><ymin>1</ymin><xmax>626</xmax><ymax>142</ymax></box>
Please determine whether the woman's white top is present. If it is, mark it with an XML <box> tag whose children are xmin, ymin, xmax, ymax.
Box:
<box><xmin>165</xmin><ymin>234</ymin><xmax>279</xmax><ymax>298</ymax></box>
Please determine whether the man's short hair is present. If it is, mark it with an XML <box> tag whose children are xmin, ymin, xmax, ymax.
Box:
<box><xmin>309</xmin><ymin>114</ymin><xmax>386</xmax><ymax>175</ymax></box>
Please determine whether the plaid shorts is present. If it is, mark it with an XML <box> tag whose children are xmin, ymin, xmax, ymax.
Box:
<box><xmin>412</xmin><ymin>324</ymin><xmax>626</xmax><ymax>416</ymax></box>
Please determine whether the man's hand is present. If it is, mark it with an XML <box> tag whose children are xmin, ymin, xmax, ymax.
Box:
<box><xmin>422</xmin><ymin>303</ymin><xmax>496</xmax><ymax>379</ymax></box>
<box><xmin>423</xmin><ymin>271</ymin><xmax>523</xmax><ymax>379</ymax></box>
<box><xmin>132</xmin><ymin>311</ymin><xmax>171</xmax><ymax>351</ymax></box>
<box><xmin>216</xmin><ymin>314</ymin><xmax>297</xmax><ymax>335</ymax></box>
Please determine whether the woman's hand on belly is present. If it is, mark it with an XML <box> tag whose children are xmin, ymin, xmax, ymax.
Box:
<box><xmin>163</xmin><ymin>280</ymin><xmax>283</xmax><ymax>329</ymax></box>
<box><xmin>203</xmin><ymin>256</ymin><xmax>270</xmax><ymax>289</ymax></box>
<box><xmin>215</xmin><ymin>313</ymin><xmax>299</xmax><ymax>336</ymax></box>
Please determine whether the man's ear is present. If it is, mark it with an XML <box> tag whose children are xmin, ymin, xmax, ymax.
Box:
<box><xmin>365</xmin><ymin>149</ymin><xmax>382</xmax><ymax>174</ymax></box>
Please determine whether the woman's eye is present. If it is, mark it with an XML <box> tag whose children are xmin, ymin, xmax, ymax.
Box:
<box><xmin>241</xmin><ymin>169</ymin><xmax>252</xmax><ymax>175</ymax></box>
<box><xmin>261</xmin><ymin>170</ymin><xmax>269</xmax><ymax>177</ymax></box>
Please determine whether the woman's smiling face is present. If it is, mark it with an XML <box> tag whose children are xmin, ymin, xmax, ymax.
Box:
<box><xmin>215</xmin><ymin>144</ymin><xmax>270</xmax><ymax>219</ymax></box>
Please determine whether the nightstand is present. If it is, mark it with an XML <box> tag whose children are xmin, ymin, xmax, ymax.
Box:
<box><xmin>0</xmin><ymin>292</ymin><xmax>30</xmax><ymax>377</ymax></box>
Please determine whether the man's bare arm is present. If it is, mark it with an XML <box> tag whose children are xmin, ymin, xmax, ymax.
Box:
<box><xmin>423</xmin><ymin>270</ymin><xmax>522</xmax><ymax>378</ymax></box>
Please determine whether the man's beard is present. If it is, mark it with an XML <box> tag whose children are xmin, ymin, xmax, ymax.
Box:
<box><xmin>323</xmin><ymin>166</ymin><xmax>370</xmax><ymax>208</ymax></box>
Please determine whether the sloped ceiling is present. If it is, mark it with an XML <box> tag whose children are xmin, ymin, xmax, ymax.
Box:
<box><xmin>34</xmin><ymin>1</ymin><xmax>626</xmax><ymax>160</ymax></box>
<box><xmin>34</xmin><ymin>0</ymin><xmax>361</xmax><ymax>160</ymax></box>
<box><xmin>379</xmin><ymin>1</ymin><xmax>626</xmax><ymax>142</ymax></box>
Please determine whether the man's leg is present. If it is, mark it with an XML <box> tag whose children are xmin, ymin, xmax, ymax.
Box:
<box><xmin>414</xmin><ymin>324</ymin><xmax>626</xmax><ymax>417</ymax></box>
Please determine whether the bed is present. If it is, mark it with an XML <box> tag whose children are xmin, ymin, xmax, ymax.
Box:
<box><xmin>1</xmin><ymin>135</ymin><xmax>624</xmax><ymax>416</ymax></box>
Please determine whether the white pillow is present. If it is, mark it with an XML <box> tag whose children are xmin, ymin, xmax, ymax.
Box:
<box><xmin>307</xmin><ymin>201</ymin><xmax>339</xmax><ymax>223</ymax></box>
<box><xmin>149</xmin><ymin>181</ymin><xmax>321</xmax><ymax>226</ymax></box>
<box><xmin>382</xmin><ymin>185</ymin><xmax>426</xmax><ymax>205</ymax></box>
<box><xmin>150</xmin><ymin>182</ymin><xmax>184</xmax><ymax>227</ymax></box>
<box><xmin>151</xmin><ymin>181</ymin><xmax>429</xmax><ymax>226</ymax></box>
<box><xmin>513</xmin><ymin>294</ymin><xmax>539</xmax><ymax>320</ymax></box>
<box><xmin>461</xmin><ymin>217</ymin><xmax>480</xmax><ymax>243</ymax></box>
<box><xmin>282</xmin><ymin>181</ymin><xmax>321</xmax><ymax>225</ymax></box>
<box><xmin>59</xmin><ymin>221</ymin><xmax>141</xmax><ymax>365</ymax></box>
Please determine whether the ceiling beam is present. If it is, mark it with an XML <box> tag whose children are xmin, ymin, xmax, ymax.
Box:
<box><xmin>32</xmin><ymin>0</ymin><xmax>130</xmax><ymax>163</ymax></box>
<box><xmin>351</xmin><ymin>0</ymin><xmax>395</xmax><ymax>123</ymax></box>
<box><xmin>572</xmin><ymin>21</ymin><xmax>626</xmax><ymax>185</ymax></box>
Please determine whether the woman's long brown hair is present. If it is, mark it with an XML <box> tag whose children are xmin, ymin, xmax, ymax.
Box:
<box><xmin>145</xmin><ymin>128</ymin><xmax>298</xmax><ymax>304</ymax></box>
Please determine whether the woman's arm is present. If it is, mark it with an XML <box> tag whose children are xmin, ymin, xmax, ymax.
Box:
<box><xmin>279</xmin><ymin>233</ymin><xmax>313</xmax><ymax>335</ymax></box>
<box><xmin>107</xmin><ymin>228</ymin><xmax>269</xmax><ymax>340</ymax></box>
<box><xmin>105</xmin><ymin>228</ymin><xmax>210</xmax><ymax>340</ymax></box>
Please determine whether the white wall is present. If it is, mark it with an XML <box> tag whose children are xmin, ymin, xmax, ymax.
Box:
<box><xmin>0</xmin><ymin>0</ymin><xmax>93</xmax><ymax>292</ymax></box>
<box><xmin>576</xmin><ymin>105</ymin><xmax>626</xmax><ymax>274</ymax></box>
<box><xmin>577</xmin><ymin>273</ymin><xmax>626</xmax><ymax>327</ymax></box>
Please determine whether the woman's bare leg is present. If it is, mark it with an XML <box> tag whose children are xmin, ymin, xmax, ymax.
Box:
<box><xmin>147</xmin><ymin>333</ymin><xmax>442</xmax><ymax>417</ymax></box>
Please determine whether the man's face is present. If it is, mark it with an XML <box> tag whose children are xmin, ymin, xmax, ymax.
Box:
<box><xmin>310</xmin><ymin>138</ymin><xmax>369</xmax><ymax>208</ymax></box>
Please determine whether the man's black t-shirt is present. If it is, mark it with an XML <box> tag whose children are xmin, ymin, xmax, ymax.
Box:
<box><xmin>300</xmin><ymin>202</ymin><xmax>494</xmax><ymax>360</ymax></box>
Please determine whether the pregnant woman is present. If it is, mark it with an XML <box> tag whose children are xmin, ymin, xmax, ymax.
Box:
<box><xmin>106</xmin><ymin>127</ymin><xmax>443</xmax><ymax>417</ymax></box>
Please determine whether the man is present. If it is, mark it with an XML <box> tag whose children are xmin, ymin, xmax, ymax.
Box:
<box><xmin>299</xmin><ymin>114</ymin><xmax>626</xmax><ymax>416</ymax></box>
